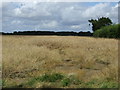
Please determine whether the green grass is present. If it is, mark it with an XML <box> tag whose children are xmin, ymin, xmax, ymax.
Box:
<box><xmin>99</xmin><ymin>81</ymin><xmax>118</xmax><ymax>88</ymax></box>
<box><xmin>5</xmin><ymin>73</ymin><xmax>117</xmax><ymax>88</ymax></box>
<box><xmin>61</xmin><ymin>78</ymin><xmax>71</xmax><ymax>87</ymax></box>
<box><xmin>38</xmin><ymin>73</ymin><xmax>64</xmax><ymax>82</ymax></box>
<box><xmin>24</xmin><ymin>73</ymin><xmax>64</xmax><ymax>87</ymax></box>
<box><xmin>61</xmin><ymin>75</ymin><xmax>82</xmax><ymax>87</ymax></box>
<box><xmin>84</xmin><ymin>79</ymin><xmax>97</xmax><ymax>88</ymax></box>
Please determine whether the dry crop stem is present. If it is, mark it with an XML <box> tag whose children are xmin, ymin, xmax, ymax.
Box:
<box><xmin>2</xmin><ymin>35</ymin><xmax>118</xmax><ymax>87</ymax></box>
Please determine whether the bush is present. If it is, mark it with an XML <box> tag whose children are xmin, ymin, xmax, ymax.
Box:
<box><xmin>93</xmin><ymin>24</ymin><xmax>120</xmax><ymax>38</ymax></box>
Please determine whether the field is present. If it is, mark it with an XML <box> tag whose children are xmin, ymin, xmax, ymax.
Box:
<box><xmin>2</xmin><ymin>35</ymin><xmax>118</xmax><ymax>88</ymax></box>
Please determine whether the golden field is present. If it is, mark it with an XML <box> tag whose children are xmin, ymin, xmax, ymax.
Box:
<box><xmin>2</xmin><ymin>35</ymin><xmax>118</xmax><ymax>88</ymax></box>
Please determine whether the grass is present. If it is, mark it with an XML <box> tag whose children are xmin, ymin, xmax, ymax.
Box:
<box><xmin>39</xmin><ymin>73</ymin><xmax>64</xmax><ymax>82</ymax></box>
<box><xmin>4</xmin><ymin>73</ymin><xmax>117</xmax><ymax>88</ymax></box>
<box><xmin>2</xmin><ymin>35</ymin><xmax>118</xmax><ymax>88</ymax></box>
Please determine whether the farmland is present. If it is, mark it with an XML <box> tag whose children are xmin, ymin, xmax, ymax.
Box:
<box><xmin>2</xmin><ymin>35</ymin><xmax>118</xmax><ymax>88</ymax></box>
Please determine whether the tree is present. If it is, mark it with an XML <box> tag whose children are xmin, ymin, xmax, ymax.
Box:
<box><xmin>88</xmin><ymin>17</ymin><xmax>112</xmax><ymax>32</ymax></box>
<box><xmin>93</xmin><ymin>24</ymin><xmax>120</xmax><ymax>38</ymax></box>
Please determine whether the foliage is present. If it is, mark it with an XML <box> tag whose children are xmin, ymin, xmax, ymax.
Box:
<box><xmin>88</xmin><ymin>17</ymin><xmax>112</xmax><ymax>32</ymax></box>
<box><xmin>93</xmin><ymin>24</ymin><xmax>120</xmax><ymax>38</ymax></box>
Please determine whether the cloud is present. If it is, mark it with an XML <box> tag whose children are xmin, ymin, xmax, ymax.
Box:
<box><xmin>2</xmin><ymin>2</ymin><xmax>118</xmax><ymax>32</ymax></box>
<box><xmin>0</xmin><ymin>2</ymin><xmax>2</xmax><ymax>32</ymax></box>
<box><xmin>14</xmin><ymin>3</ymin><xmax>51</xmax><ymax>18</ymax></box>
<box><xmin>83</xmin><ymin>3</ymin><xmax>110</xmax><ymax>18</ymax></box>
<box><xmin>82</xmin><ymin>2</ymin><xmax>118</xmax><ymax>23</ymax></box>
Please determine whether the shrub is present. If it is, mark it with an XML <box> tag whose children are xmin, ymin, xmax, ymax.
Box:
<box><xmin>93</xmin><ymin>24</ymin><xmax>120</xmax><ymax>38</ymax></box>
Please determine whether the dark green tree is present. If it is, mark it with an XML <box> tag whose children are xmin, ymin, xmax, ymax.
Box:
<box><xmin>88</xmin><ymin>17</ymin><xmax>112</xmax><ymax>32</ymax></box>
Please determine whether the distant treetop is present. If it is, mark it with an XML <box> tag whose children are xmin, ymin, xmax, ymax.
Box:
<box><xmin>88</xmin><ymin>17</ymin><xmax>112</xmax><ymax>32</ymax></box>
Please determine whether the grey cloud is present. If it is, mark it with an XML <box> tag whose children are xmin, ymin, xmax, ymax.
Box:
<box><xmin>2</xmin><ymin>2</ymin><xmax>118</xmax><ymax>32</ymax></box>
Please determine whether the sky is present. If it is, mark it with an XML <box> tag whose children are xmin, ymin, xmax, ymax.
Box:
<box><xmin>1</xmin><ymin>2</ymin><xmax>119</xmax><ymax>33</ymax></box>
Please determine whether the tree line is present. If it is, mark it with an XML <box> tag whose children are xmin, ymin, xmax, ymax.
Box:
<box><xmin>1</xmin><ymin>17</ymin><xmax>119</xmax><ymax>38</ymax></box>
<box><xmin>1</xmin><ymin>31</ymin><xmax>93</xmax><ymax>36</ymax></box>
